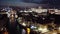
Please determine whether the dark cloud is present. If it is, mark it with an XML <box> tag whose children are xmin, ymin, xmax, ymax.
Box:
<box><xmin>0</xmin><ymin>0</ymin><xmax>39</xmax><ymax>7</ymax></box>
<box><xmin>0</xmin><ymin>0</ymin><xmax>60</xmax><ymax>8</ymax></box>
<box><xmin>22</xmin><ymin>0</ymin><xmax>42</xmax><ymax>4</ymax></box>
<box><xmin>0</xmin><ymin>0</ymin><xmax>60</xmax><ymax>4</ymax></box>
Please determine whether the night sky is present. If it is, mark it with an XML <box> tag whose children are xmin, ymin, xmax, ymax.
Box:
<box><xmin>0</xmin><ymin>0</ymin><xmax>60</xmax><ymax>8</ymax></box>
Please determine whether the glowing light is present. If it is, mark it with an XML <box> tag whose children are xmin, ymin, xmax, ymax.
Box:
<box><xmin>59</xmin><ymin>27</ymin><xmax>60</xmax><ymax>30</ymax></box>
<box><xmin>27</xmin><ymin>28</ymin><xmax>30</xmax><ymax>34</ymax></box>
<box><xmin>52</xmin><ymin>32</ymin><xmax>57</xmax><ymax>34</ymax></box>
<box><xmin>38</xmin><ymin>27</ymin><xmax>42</xmax><ymax>31</ymax></box>
<box><xmin>31</xmin><ymin>26</ymin><xmax>37</xmax><ymax>29</ymax></box>
<box><xmin>15</xmin><ymin>15</ymin><xmax>18</xmax><ymax>18</ymax></box>
<box><xmin>24</xmin><ymin>11</ymin><xmax>27</xmax><ymax>12</ymax></box>
<box><xmin>1</xmin><ymin>28</ymin><xmax>3</xmax><ymax>31</ymax></box>
<box><xmin>42</xmin><ymin>18</ymin><xmax>45</xmax><ymax>20</ymax></box>
<box><xmin>41</xmin><ymin>28</ymin><xmax>48</xmax><ymax>33</ymax></box>
<box><xmin>22</xmin><ymin>23</ymin><xmax>26</xmax><ymax>26</ymax></box>
<box><xmin>38</xmin><ymin>26</ymin><xmax>48</xmax><ymax>33</ymax></box>
<box><xmin>20</xmin><ymin>10</ymin><xmax>23</xmax><ymax>12</ymax></box>
<box><xmin>11</xmin><ymin>15</ymin><xmax>14</xmax><ymax>17</ymax></box>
